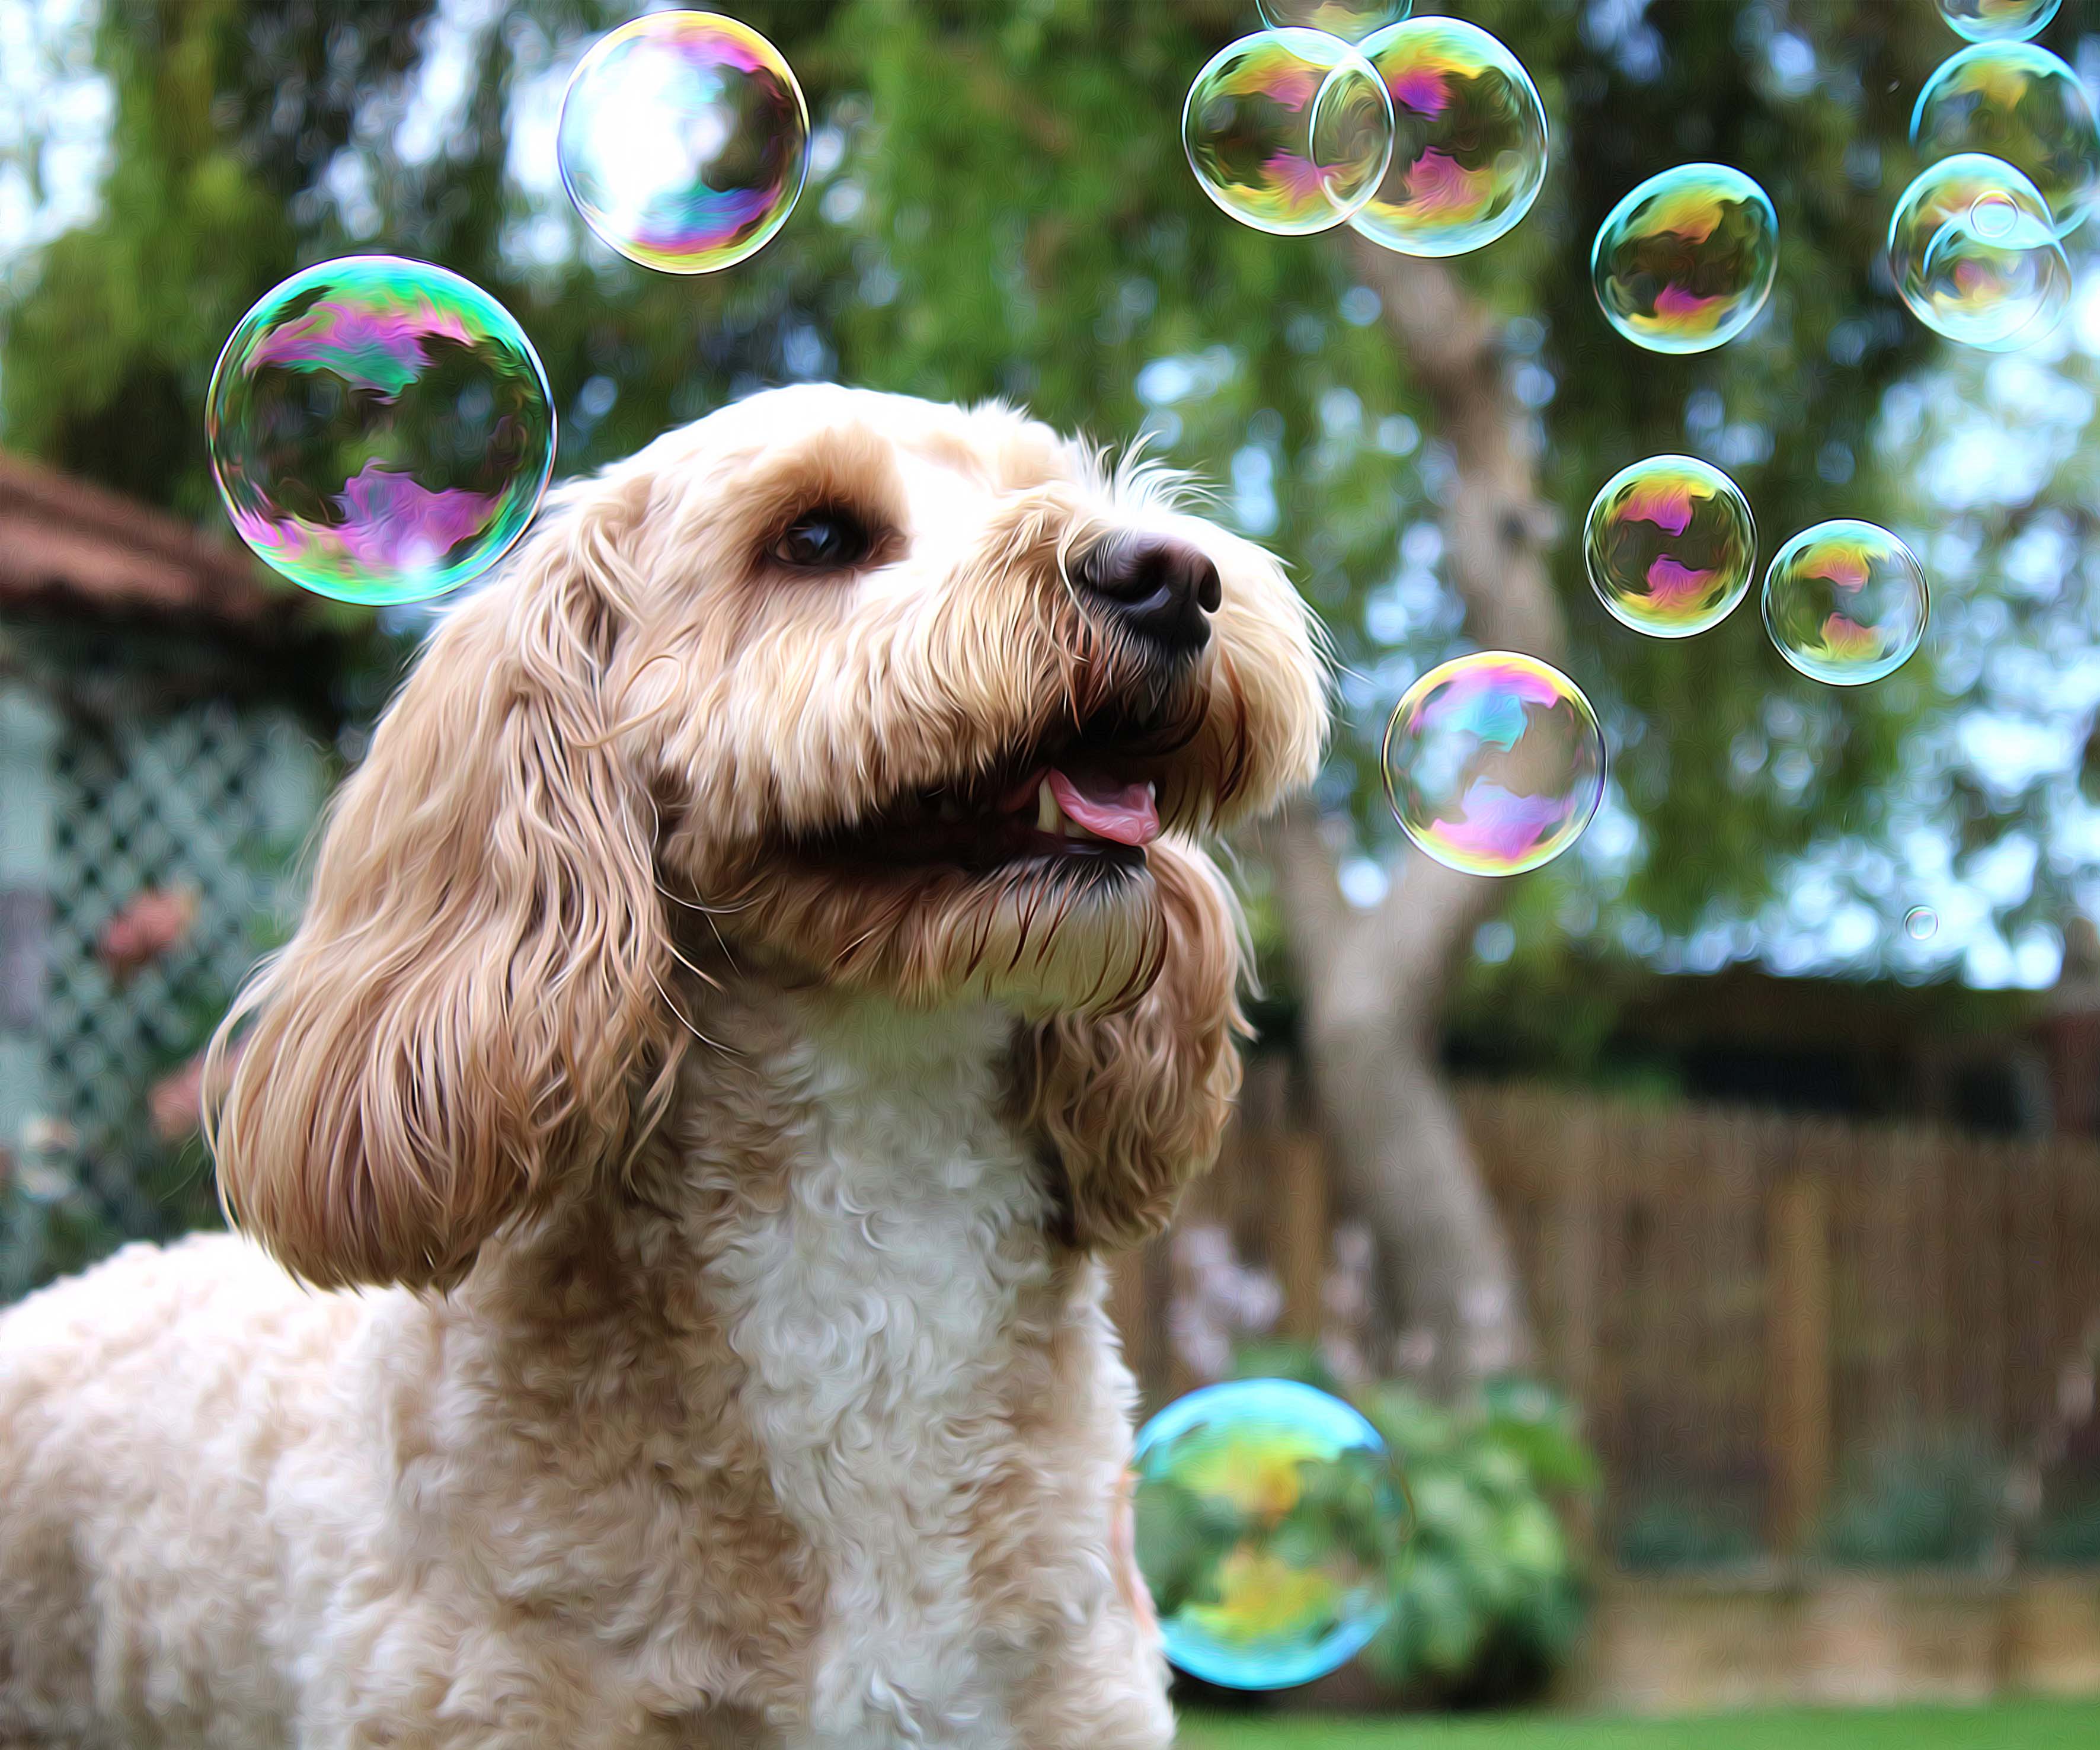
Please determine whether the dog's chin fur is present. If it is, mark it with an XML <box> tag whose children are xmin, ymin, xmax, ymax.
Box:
<box><xmin>0</xmin><ymin>385</ymin><xmax>1326</xmax><ymax>1750</ymax></box>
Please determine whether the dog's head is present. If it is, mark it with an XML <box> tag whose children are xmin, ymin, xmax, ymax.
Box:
<box><xmin>209</xmin><ymin>386</ymin><xmax>1325</xmax><ymax>1287</ymax></box>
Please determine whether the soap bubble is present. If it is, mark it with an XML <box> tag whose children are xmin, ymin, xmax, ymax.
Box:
<box><xmin>1888</xmin><ymin>153</ymin><xmax>2069</xmax><ymax>350</ymax></box>
<box><xmin>1132</xmin><ymin>1380</ymin><xmax>1409</xmax><ymax>1691</ymax></box>
<box><xmin>1912</xmin><ymin>41</ymin><xmax>2100</xmax><ymax>234</ymax></box>
<box><xmin>1348</xmin><ymin>17</ymin><xmax>1549</xmax><ymax>258</ymax></box>
<box><xmin>558</xmin><ymin>11</ymin><xmax>808</xmax><ymax>273</ymax></box>
<box><xmin>1583</xmin><ymin>456</ymin><xmax>1756</xmax><ymax>638</ymax></box>
<box><xmin>1591</xmin><ymin>164</ymin><xmax>1778</xmax><ymax>354</ymax></box>
<box><xmin>1257</xmin><ymin>0</ymin><xmax>1411</xmax><ymax>41</ymax></box>
<box><xmin>1906</xmin><ymin>906</ymin><xmax>1939</xmax><ymax>940</ymax></box>
<box><xmin>1762</xmin><ymin>522</ymin><xmax>1929</xmax><ymax>686</ymax></box>
<box><xmin>1936</xmin><ymin>0</ymin><xmax>2063</xmax><ymax>42</ymax></box>
<box><xmin>206</xmin><ymin>255</ymin><xmax>554</xmax><ymax>606</ymax></box>
<box><xmin>1382</xmin><ymin>652</ymin><xmax>1606</xmax><ymax>876</ymax></box>
<box><xmin>1183</xmin><ymin>30</ymin><xmax>1394</xmax><ymax>235</ymax></box>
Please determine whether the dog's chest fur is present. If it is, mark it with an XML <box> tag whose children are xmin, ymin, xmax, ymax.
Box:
<box><xmin>694</xmin><ymin>999</ymin><xmax>1054</xmax><ymax>1749</ymax></box>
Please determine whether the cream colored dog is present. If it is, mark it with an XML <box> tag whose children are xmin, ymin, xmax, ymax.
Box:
<box><xmin>0</xmin><ymin>385</ymin><xmax>1325</xmax><ymax>1750</ymax></box>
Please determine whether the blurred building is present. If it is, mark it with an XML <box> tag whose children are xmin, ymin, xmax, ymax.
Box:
<box><xmin>0</xmin><ymin>452</ymin><xmax>346</xmax><ymax>1196</ymax></box>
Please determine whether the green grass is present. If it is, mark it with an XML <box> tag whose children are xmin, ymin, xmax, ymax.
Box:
<box><xmin>1176</xmin><ymin>1699</ymin><xmax>2100</xmax><ymax>1750</ymax></box>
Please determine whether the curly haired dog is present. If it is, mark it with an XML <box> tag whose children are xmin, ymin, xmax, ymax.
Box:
<box><xmin>0</xmin><ymin>385</ymin><xmax>1325</xmax><ymax>1750</ymax></box>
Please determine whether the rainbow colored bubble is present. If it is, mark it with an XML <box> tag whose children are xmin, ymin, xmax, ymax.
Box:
<box><xmin>1936</xmin><ymin>0</ymin><xmax>2063</xmax><ymax>41</ymax></box>
<box><xmin>1762</xmin><ymin>521</ymin><xmax>1929</xmax><ymax>687</ymax></box>
<box><xmin>1382</xmin><ymin>653</ymin><xmax>1606</xmax><ymax>877</ymax></box>
<box><xmin>1257</xmin><ymin>0</ymin><xmax>1411</xmax><ymax>41</ymax></box>
<box><xmin>1912</xmin><ymin>41</ymin><xmax>2099</xmax><ymax>235</ymax></box>
<box><xmin>206</xmin><ymin>256</ymin><xmax>554</xmax><ymax>606</ymax></box>
<box><xmin>1183</xmin><ymin>30</ymin><xmax>1394</xmax><ymax>236</ymax></box>
<box><xmin>1348</xmin><ymin>17</ymin><xmax>1548</xmax><ymax>258</ymax></box>
<box><xmin>1888</xmin><ymin>153</ymin><xmax>2069</xmax><ymax>350</ymax></box>
<box><xmin>1584</xmin><ymin>456</ymin><xmax>1756</xmax><ymax>639</ymax></box>
<box><xmin>558</xmin><ymin>11</ymin><xmax>809</xmax><ymax>274</ymax></box>
<box><xmin>1133</xmin><ymin>1380</ymin><xmax>1410</xmax><ymax>1691</ymax></box>
<box><xmin>1591</xmin><ymin>164</ymin><xmax>1778</xmax><ymax>354</ymax></box>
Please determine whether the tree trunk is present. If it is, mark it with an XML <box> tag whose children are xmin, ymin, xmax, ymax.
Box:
<box><xmin>1255</xmin><ymin>241</ymin><xmax>1568</xmax><ymax>1397</ymax></box>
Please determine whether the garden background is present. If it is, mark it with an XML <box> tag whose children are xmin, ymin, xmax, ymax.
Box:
<box><xmin>7</xmin><ymin>0</ymin><xmax>2100</xmax><ymax>1732</ymax></box>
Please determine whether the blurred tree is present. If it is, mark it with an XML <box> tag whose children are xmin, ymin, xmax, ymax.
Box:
<box><xmin>0</xmin><ymin>0</ymin><xmax>2060</xmax><ymax>1391</ymax></box>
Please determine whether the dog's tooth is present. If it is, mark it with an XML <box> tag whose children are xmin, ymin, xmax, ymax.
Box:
<box><xmin>1037</xmin><ymin>778</ymin><xmax>1060</xmax><ymax>834</ymax></box>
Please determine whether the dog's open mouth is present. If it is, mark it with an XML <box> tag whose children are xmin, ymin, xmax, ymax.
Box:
<box><xmin>795</xmin><ymin>709</ymin><xmax>1196</xmax><ymax>878</ymax></box>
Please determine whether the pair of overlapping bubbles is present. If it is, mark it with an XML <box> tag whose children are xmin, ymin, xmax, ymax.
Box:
<box><xmin>209</xmin><ymin>12</ymin><xmax>810</xmax><ymax>606</ymax></box>
<box><xmin>1579</xmin><ymin>458</ymin><xmax>1923</xmax><ymax>680</ymax></box>
<box><xmin>1184</xmin><ymin>4</ymin><xmax>1548</xmax><ymax>256</ymax></box>
<box><xmin>1889</xmin><ymin>12</ymin><xmax>2098</xmax><ymax>350</ymax></box>
<box><xmin>1584</xmin><ymin>458</ymin><xmax>1929</xmax><ymax>684</ymax></box>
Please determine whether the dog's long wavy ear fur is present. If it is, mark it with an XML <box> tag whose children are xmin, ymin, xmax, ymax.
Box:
<box><xmin>204</xmin><ymin>483</ymin><xmax>680</xmax><ymax>1291</ymax></box>
<box><xmin>1015</xmin><ymin>842</ymin><xmax>1247</xmax><ymax>1252</ymax></box>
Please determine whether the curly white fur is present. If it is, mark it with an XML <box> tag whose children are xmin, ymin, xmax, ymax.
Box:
<box><xmin>0</xmin><ymin>385</ymin><xmax>1326</xmax><ymax>1749</ymax></box>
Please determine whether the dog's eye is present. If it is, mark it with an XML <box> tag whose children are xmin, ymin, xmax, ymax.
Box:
<box><xmin>773</xmin><ymin>507</ymin><xmax>873</xmax><ymax>571</ymax></box>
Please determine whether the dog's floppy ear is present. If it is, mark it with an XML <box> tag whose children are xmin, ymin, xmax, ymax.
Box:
<box><xmin>206</xmin><ymin>484</ymin><xmax>680</xmax><ymax>1290</ymax></box>
<box><xmin>1015</xmin><ymin>841</ymin><xmax>1246</xmax><ymax>1251</ymax></box>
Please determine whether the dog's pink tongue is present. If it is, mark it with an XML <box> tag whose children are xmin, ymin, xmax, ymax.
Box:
<box><xmin>1049</xmin><ymin>769</ymin><xmax>1159</xmax><ymax>847</ymax></box>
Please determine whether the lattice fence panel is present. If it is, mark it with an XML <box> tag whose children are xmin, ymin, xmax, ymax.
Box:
<box><xmin>39</xmin><ymin>699</ymin><xmax>322</xmax><ymax>1163</ymax></box>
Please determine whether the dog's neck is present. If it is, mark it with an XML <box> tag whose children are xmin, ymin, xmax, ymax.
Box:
<box><xmin>422</xmin><ymin>979</ymin><xmax>1073</xmax><ymax>1745</ymax></box>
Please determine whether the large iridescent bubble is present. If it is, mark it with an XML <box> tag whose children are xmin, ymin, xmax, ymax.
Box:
<box><xmin>1133</xmin><ymin>1380</ymin><xmax>1410</xmax><ymax>1691</ymax></box>
<box><xmin>558</xmin><ymin>11</ymin><xmax>809</xmax><ymax>273</ymax></box>
<box><xmin>1591</xmin><ymin>164</ymin><xmax>1778</xmax><ymax>354</ymax></box>
<box><xmin>1912</xmin><ymin>41</ymin><xmax>2100</xmax><ymax>234</ymax></box>
<box><xmin>1936</xmin><ymin>0</ymin><xmax>2063</xmax><ymax>41</ymax></box>
<box><xmin>1348</xmin><ymin>17</ymin><xmax>1548</xmax><ymax>258</ymax></box>
<box><xmin>1183</xmin><ymin>30</ymin><xmax>1394</xmax><ymax>236</ymax></box>
<box><xmin>1762</xmin><ymin>521</ymin><xmax>1930</xmax><ymax>686</ymax></box>
<box><xmin>1383</xmin><ymin>652</ymin><xmax>1606</xmax><ymax>876</ymax></box>
<box><xmin>1257</xmin><ymin>0</ymin><xmax>1411</xmax><ymax>41</ymax></box>
<box><xmin>206</xmin><ymin>256</ymin><xmax>554</xmax><ymax>606</ymax></box>
<box><xmin>1584</xmin><ymin>456</ymin><xmax>1756</xmax><ymax>638</ymax></box>
<box><xmin>1888</xmin><ymin>153</ymin><xmax>2070</xmax><ymax>350</ymax></box>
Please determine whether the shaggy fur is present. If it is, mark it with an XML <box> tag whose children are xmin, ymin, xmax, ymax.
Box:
<box><xmin>0</xmin><ymin>385</ymin><xmax>1325</xmax><ymax>1749</ymax></box>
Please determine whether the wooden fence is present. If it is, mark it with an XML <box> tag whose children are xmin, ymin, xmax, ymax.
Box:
<box><xmin>1110</xmin><ymin>1077</ymin><xmax>2100</xmax><ymax>1553</ymax></box>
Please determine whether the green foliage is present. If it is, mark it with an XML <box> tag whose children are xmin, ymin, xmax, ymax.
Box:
<box><xmin>2029</xmin><ymin>1492</ymin><xmax>2100</xmax><ymax>1567</ymax></box>
<box><xmin>1353</xmin><ymin>1375</ymin><xmax>1594</xmax><ymax>1704</ymax></box>
<box><xmin>1616</xmin><ymin>1496</ymin><xmax>1762</xmax><ymax>1573</ymax></box>
<box><xmin>1817</xmin><ymin>1435</ymin><xmax>2009</xmax><ymax>1570</ymax></box>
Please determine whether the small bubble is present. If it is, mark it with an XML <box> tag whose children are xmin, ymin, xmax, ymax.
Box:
<box><xmin>1888</xmin><ymin>153</ymin><xmax>2069</xmax><ymax>350</ymax></box>
<box><xmin>1934</xmin><ymin>0</ymin><xmax>2063</xmax><ymax>44</ymax></box>
<box><xmin>1257</xmin><ymin>0</ymin><xmax>1411</xmax><ymax>42</ymax></box>
<box><xmin>1383</xmin><ymin>652</ymin><xmax>1606</xmax><ymax>875</ymax></box>
<box><xmin>1133</xmin><ymin>1380</ymin><xmax>1410</xmax><ymax>1690</ymax></box>
<box><xmin>1591</xmin><ymin>164</ymin><xmax>1779</xmax><ymax>353</ymax></box>
<box><xmin>1762</xmin><ymin>521</ymin><xmax>1929</xmax><ymax>686</ymax></box>
<box><xmin>1906</xmin><ymin>906</ymin><xmax>1939</xmax><ymax>940</ymax></box>
<box><xmin>1348</xmin><ymin>18</ymin><xmax>1548</xmax><ymax>258</ymax></box>
<box><xmin>1912</xmin><ymin>41</ymin><xmax>2100</xmax><ymax>234</ymax></box>
<box><xmin>558</xmin><ymin>12</ymin><xmax>809</xmax><ymax>274</ymax></box>
<box><xmin>206</xmin><ymin>256</ymin><xmax>554</xmax><ymax>605</ymax></box>
<box><xmin>1583</xmin><ymin>455</ymin><xmax>1756</xmax><ymax>638</ymax></box>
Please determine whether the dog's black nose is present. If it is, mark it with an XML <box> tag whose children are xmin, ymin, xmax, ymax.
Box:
<box><xmin>1073</xmin><ymin>533</ymin><xmax>1221</xmax><ymax>654</ymax></box>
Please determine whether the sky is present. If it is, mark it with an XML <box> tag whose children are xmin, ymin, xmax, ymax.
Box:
<box><xmin>6</xmin><ymin>0</ymin><xmax>2100</xmax><ymax>994</ymax></box>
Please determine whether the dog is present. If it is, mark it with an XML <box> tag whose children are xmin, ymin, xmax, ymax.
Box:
<box><xmin>0</xmin><ymin>385</ymin><xmax>1325</xmax><ymax>1749</ymax></box>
